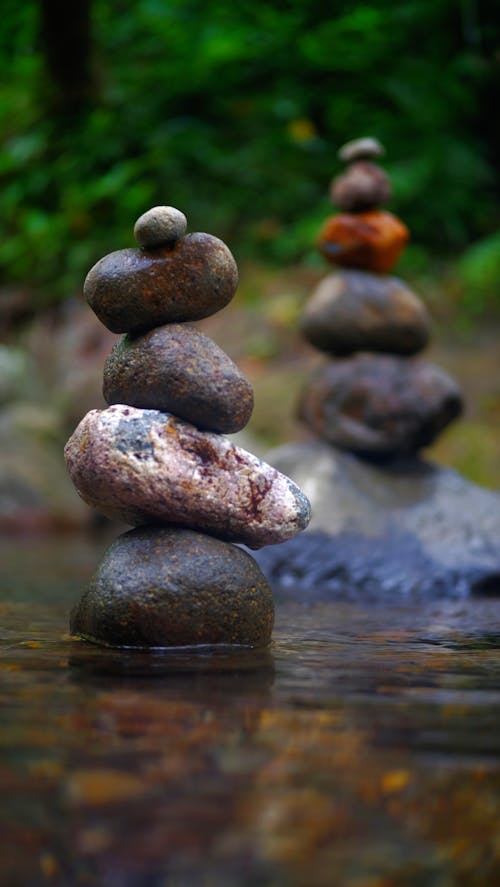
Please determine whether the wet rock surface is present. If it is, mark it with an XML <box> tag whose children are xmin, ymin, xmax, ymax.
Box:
<box><xmin>71</xmin><ymin>527</ymin><xmax>274</xmax><ymax>648</ymax></box>
<box><xmin>298</xmin><ymin>354</ymin><xmax>463</xmax><ymax>455</ymax></box>
<box><xmin>64</xmin><ymin>404</ymin><xmax>311</xmax><ymax>548</ymax></box>
<box><xmin>253</xmin><ymin>439</ymin><xmax>500</xmax><ymax>599</ymax></box>
<box><xmin>103</xmin><ymin>323</ymin><xmax>254</xmax><ymax>433</ymax></box>
<box><xmin>84</xmin><ymin>232</ymin><xmax>238</xmax><ymax>333</ymax></box>
<box><xmin>300</xmin><ymin>270</ymin><xmax>430</xmax><ymax>356</ymax></box>
<box><xmin>3</xmin><ymin>538</ymin><xmax>500</xmax><ymax>887</ymax></box>
<box><xmin>66</xmin><ymin>205</ymin><xmax>311</xmax><ymax>649</ymax></box>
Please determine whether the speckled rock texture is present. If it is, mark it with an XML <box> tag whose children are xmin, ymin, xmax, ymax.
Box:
<box><xmin>298</xmin><ymin>354</ymin><xmax>463</xmax><ymax>456</ymax></box>
<box><xmin>103</xmin><ymin>323</ymin><xmax>254</xmax><ymax>433</ymax></box>
<box><xmin>300</xmin><ymin>270</ymin><xmax>430</xmax><ymax>356</ymax></box>
<box><xmin>64</xmin><ymin>405</ymin><xmax>311</xmax><ymax>547</ymax></box>
<box><xmin>84</xmin><ymin>232</ymin><xmax>238</xmax><ymax>334</ymax></box>
<box><xmin>70</xmin><ymin>526</ymin><xmax>274</xmax><ymax>648</ymax></box>
<box><xmin>133</xmin><ymin>206</ymin><xmax>187</xmax><ymax>248</ymax></box>
<box><xmin>252</xmin><ymin>439</ymin><xmax>500</xmax><ymax>600</ymax></box>
<box><xmin>330</xmin><ymin>162</ymin><xmax>391</xmax><ymax>212</ymax></box>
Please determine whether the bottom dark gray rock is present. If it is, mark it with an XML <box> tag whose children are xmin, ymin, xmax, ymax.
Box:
<box><xmin>71</xmin><ymin>526</ymin><xmax>274</xmax><ymax>648</ymax></box>
<box><xmin>251</xmin><ymin>440</ymin><xmax>500</xmax><ymax>600</ymax></box>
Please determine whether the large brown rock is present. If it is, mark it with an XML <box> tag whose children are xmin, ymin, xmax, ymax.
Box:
<box><xmin>70</xmin><ymin>526</ymin><xmax>274</xmax><ymax>648</ymax></box>
<box><xmin>103</xmin><ymin>323</ymin><xmax>254</xmax><ymax>433</ymax></box>
<box><xmin>300</xmin><ymin>270</ymin><xmax>430</xmax><ymax>356</ymax></box>
<box><xmin>84</xmin><ymin>233</ymin><xmax>238</xmax><ymax>334</ymax></box>
<box><xmin>64</xmin><ymin>405</ymin><xmax>311</xmax><ymax>547</ymax></box>
<box><xmin>298</xmin><ymin>354</ymin><xmax>463</xmax><ymax>456</ymax></box>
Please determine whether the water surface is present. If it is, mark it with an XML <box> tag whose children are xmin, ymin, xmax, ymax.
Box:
<box><xmin>1</xmin><ymin>536</ymin><xmax>499</xmax><ymax>886</ymax></box>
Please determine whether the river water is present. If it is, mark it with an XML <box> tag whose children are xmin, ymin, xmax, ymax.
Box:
<box><xmin>1</xmin><ymin>535</ymin><xmax>499</xmax><ymax>887</ymax></box>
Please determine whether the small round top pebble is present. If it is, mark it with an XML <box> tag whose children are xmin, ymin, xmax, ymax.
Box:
<box><xmin>133</xmin><ymin>206</ymin><xmax>187</xmax><ymax>248</ymax></box>
<box><xmin>338</xmin><ymin>137</ymin><xmax>385</xmax><ymax>164</ymax></box>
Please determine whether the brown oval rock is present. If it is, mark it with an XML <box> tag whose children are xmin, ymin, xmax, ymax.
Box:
<box><xmin>300</xmin><ymin>270</ymin><xmax>430</xmax><ymax>356</ymax></box>
<box><xmin>103</xmin><ymin>324</ymin><xmax>254</xmax><ymax>433</ymax></box>
<box><xmin>330</xmin><ymin>162</ymin><xmax>391</xmax><ymax>212</ymax></box>
<box><xmin>298</xmin><ymin>354</ymin><xmax>463</xmax><ymax>456</ymax></box>
<box><xmin>70</xmin><ymin>526</ymin><xmax>274</xmax><ymax>648</ymax></box>
<box><xmin>64</xmin><ymin>405</ymin><xmax>311</xmax><ymax>547</ymax></box>
<box><xmin>84</xmin><ymin>232</ymin><xmax>238</xmax><ymax>333</ymax></box>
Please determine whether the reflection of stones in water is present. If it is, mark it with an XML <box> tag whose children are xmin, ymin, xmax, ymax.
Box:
<box><xmin>68</xmin><ymin>642</ymin><xmax>275</xmax><ymax>686</ymax></box>
<box><xmin>62</xmin><ymin>649</ymin><xmax>275</xmax><ymax>887</ymax></box>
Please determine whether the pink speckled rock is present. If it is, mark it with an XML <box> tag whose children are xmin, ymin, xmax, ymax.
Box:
<box><xmin>64</xmin><ymin>405</ymin><xmax>311</xmax><ymax>548</ymax></box>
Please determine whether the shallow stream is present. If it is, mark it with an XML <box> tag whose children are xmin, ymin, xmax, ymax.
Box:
<box><xmin>1</xmin><ymin>535</ymin><xmax>499</xmax><ymax>887</ymax></box>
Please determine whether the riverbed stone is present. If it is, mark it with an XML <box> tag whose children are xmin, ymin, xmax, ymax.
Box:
<box><xmin>330</xmin><ymin>162</ymin><xmax>391</xmax><ymax>212</ymax></box>
<box><xmin>133</xmin><ymin>206</ymin><xmax>187</xmax><ymax>248</ymax></box>
<box><xmin>252</xmin><ymin>439</ymin><xmax>500</xmax><ymax>600</ymax></box>
<box><xmin>84</xmin><ymin>232</ymin><xmax>238</xmax><ymax>334</ymax></box>
<box><xmin>317</xmin><ymin>210</ymin><xmax>409</xmax><ymax>273</ymax></box>
<box><xmin>300</xmin><ymin>270</ymin><xmax>430</xmax><ymax>356</ymax></box>
<box><xmin>64</xmin><ymin>404</ymin><xmax>311</xmax><ymax>547</ymax></box>
<box><xmin>70</xmin><ymin>526</ymin><xmax>274</xmax><ymax>648</ymax></box>
<box><xmin>298</xmin><ymin>355</ymin><xmax>463</xmax><ymax>456</ymax></box>
<box><xmin>103</xmin><ymin>323</ymin><xmax>254</xmax><ymax>433</ymax></box>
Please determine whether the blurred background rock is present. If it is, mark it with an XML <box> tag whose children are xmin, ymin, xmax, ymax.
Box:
<box><xmin>0</xmin><ymin>0</ymin><xmax>498</xmax><ymax>530</ymax></box>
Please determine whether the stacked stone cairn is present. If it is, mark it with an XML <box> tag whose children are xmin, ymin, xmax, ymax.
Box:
<box><xmin>65</xmin><ymin>207</ymin><xmax>311</xmax><ymax>649</ymax></box>
<box><xmin>298</xmin><ymin>137</ymin><xmax>463</xmax><ymax>457</ymax></box>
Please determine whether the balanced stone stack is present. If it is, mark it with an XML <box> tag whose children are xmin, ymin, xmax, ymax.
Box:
<box><xmin>65</xmin><ymin>207</ymin><xmax>310</xmax><ymax>649</ymax></box>
<box><xmin>298</xmin><ymin>137</ymin><xmax>463</xmax><ymax>457</ymax></box>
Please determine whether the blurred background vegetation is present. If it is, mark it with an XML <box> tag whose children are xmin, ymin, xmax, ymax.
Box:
<box><xmin>0</xmin><ymin>0</ymin><xmax>498</xmax><ymax>518</ymax></box>
<box><xmin>0</xmin><ymin>0</ymin><xmax>499</xmax><ymax>312</ymax></box>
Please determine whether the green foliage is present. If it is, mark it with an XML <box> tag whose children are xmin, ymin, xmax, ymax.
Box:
<box><xmin>457</xmin><ymin>231</ymin><xmax>500</xmax><ymax>315</ymax></box>
<box><xmin>0</xmin><ymin>0</ymin><xmax>498</xmax><ymax>305</ymax></box>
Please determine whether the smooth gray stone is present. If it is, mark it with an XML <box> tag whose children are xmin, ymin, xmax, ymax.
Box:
<box><xmin>251</xmin><ymin>440</ymin><xmax>500</xmax><ymax>599</ymax></box>
<box><xmin>133</xmin><ymin>206</ymin><xmax>187</xmax><ymax>248</ymax></box>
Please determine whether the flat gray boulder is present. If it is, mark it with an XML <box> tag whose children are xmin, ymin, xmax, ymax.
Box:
<box><xmin>252</xmin><ymin>440</ymin><xmax>500</xmax><ymax>599</ymax></box>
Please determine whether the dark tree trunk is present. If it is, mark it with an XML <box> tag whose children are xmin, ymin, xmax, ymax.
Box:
<box><xmin>39</xmin><ymin>0</ymin><xmax>93</xmax><ymax>114</ymax></box>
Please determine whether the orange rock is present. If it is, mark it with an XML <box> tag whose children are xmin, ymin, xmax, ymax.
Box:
<box><xmin>317</xmin><ymin>210</ymin><xmax>409</xmax><ymax>273</ymax></box>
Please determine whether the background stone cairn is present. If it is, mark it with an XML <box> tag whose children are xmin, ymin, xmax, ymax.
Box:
<box><xmin>298</xmin><ymin>137</ymin><xmax>463</xmax><ymax>457</ymax></box>
<box><xmin>65</xmin><ymin>207</ymin><xmax>310</xmax><ymax>649</ymax></box>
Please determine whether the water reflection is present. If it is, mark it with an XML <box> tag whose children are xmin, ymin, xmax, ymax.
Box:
<box><xmin>1</xmin><ymin>537</ymin><xmax>500</xmax><ymax>886</ymax></box>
